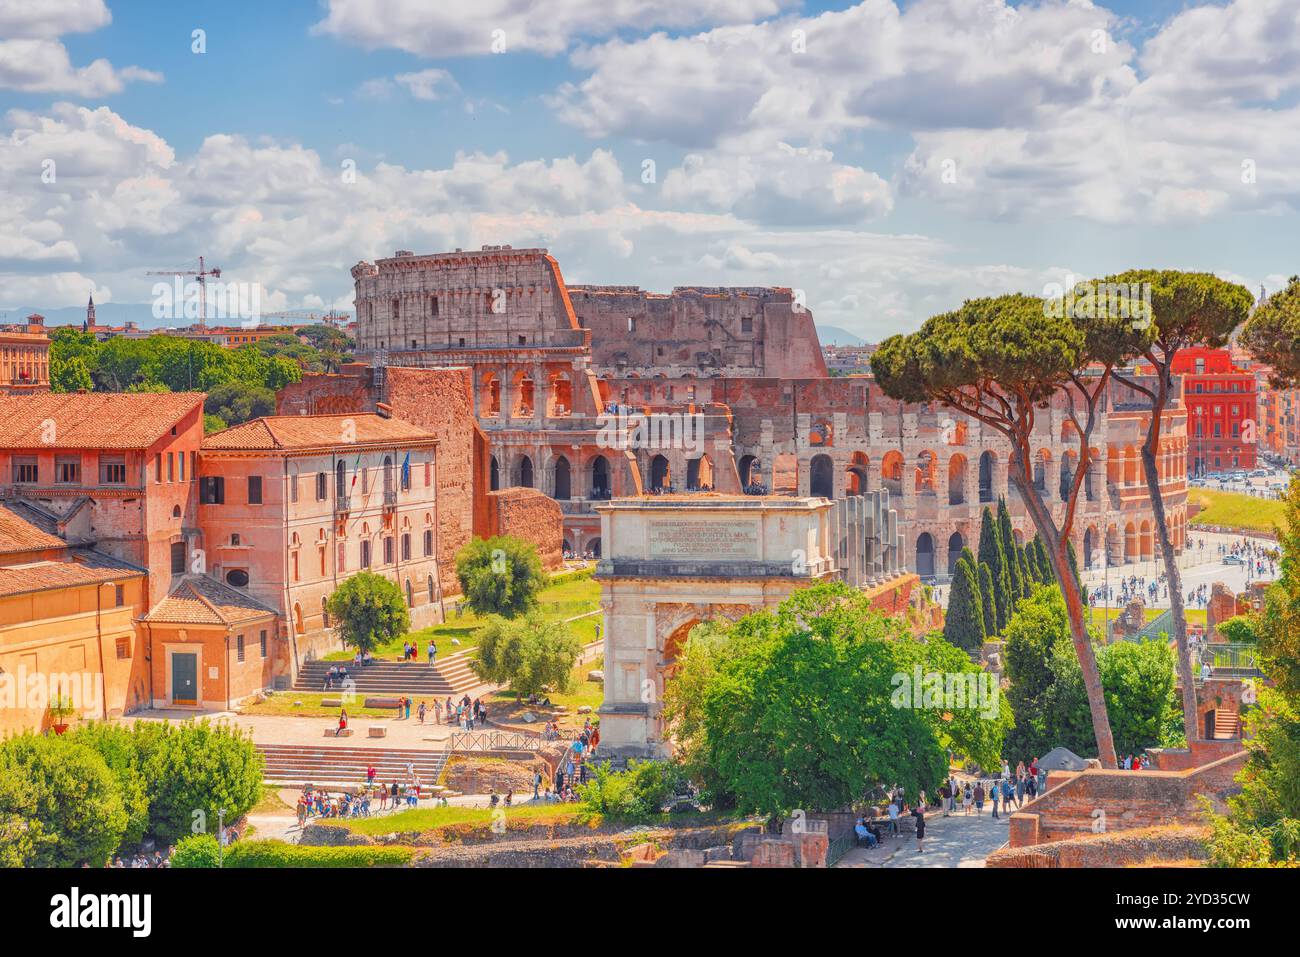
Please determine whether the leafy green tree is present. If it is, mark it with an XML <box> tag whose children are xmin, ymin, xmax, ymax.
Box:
<box><xmin>1102</xmin><ymin>269</ymin><xmax>1256</xmax><ymax>745</ymax></box>
<box><xmin>676</xmin><ymin>582</ymin><xmax>954</xmax><ymax>817</ymax></box>
<box><xmin>0</xmin><ymin>760</ymin><xmax>43</xmax><ymax>867</ymax></box>
<box><xmin>204</xmin><ymin>381</ymin><xmax>276</xmax><ymax>426</ymax></box>
<box><xmin>51</xmin><ymin>353</ymin><xmax>94</xmax><ymax>393</ymax></box>
<box><xmin>577</xmin><ymin>761</ymin><xmax>684</xmax><ymax>820</ymax></box>
<box><xmin>977</xmin><ymin>562</ymin><xmax>997</xmax><ymax>637</ymax></box>
<box><xmin>204</xmin><ymin>413</ymin><xmax>228</xmax><ymax>434</ymax></box>
<box><xmin>68</xmin><ymin>721</ymin><xmax>150</xmax><ymax>848</ymax></box>
<box><xmin>470</xmin><ymin>612</ymin><xmax>581</xmax><ymax>700</ymax></box>
<box><xmin>874</xmin><ymin>292</ymin><xmax>1155</xmax><ymax>767</ymax></box>
<box><xmin>0</xmin><ymin>734</ymin><xmax>127</xmax><ymax>866</ymax></box>
<box><xmin>325</xmin><ymin>571</ymin><xmax>410</xmax><ymax>654</ymax></box>
<box><xmin>135</xmin><ymin>719</ymin><xmax>263</xmax><ymax>846</ymax></box>
<box><xmin>1206</xmin><ymin>472</ymin><xmax>1300</xmax><ymax>865</ymax></box>
<box><xmin>1001</xmin><ymin>585</ymin><xmax>1180</xmax><ymax>763</ymax></box>
<box><xmin>455</xmin><ymin>535</ymin><xmax>548</xmax><ymax>618</ymax></box>
<box><xmin>943</xmin><ymin>551</ymin><xmax>985</xmax><ymax>652</ymax></box>
<box><xmin>1215</xmin><ymin>614</ymin><xmax>1260</xmax><ymax>645</ymax></box>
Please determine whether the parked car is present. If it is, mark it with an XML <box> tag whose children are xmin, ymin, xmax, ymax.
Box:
<box><xmin>1223</xmin><ymin>554</ymin><xmax>1246</xmax><ymax>566</ymax></box>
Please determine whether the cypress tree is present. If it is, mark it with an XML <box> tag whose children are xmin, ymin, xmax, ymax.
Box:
<box><xmin>996</xmin><ymin>497</ymin><xmax>1022</xmax><ymax>601</ymax></box>
<box><xmin>977</xmin><ymin>561</ymin><xmax>997</xmax><ymax>638</ymax></box>
<box><xmin>943</xmin><ymin>552</ymin><xmax>986</xmax><ymax>653</ymax></box>
<box><xmin>1017</xmin><ymin>542</ymin><xmax>1034</xmax><ymax>596</ymax></box>
<box><xmin>977</xmin><ymin>506</ymin><xmax>1011</xmax><ymax>630</ymax></box>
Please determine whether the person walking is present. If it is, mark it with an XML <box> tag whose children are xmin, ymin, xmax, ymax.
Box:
<box><xmin>990</xmin><ymin>780</ymin><xmax>999</xmax><ymax>818</ymax></box>
<box><xmin>912</xmin><ymin>804</ymin><xmax>926</xmax><ymax>854</ymax></box>
<box><xmin>974</xmin><ymin>781</ymin><xmax>984</xmax><ymax>815</ymax></box>
<box><xmin>962</xmin><ymin>783</ymin><xmax>973</xmax><ymax>815</ymax></box>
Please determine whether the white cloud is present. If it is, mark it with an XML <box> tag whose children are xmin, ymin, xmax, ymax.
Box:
<box><xmin>0</xmin><ymin>1</ymin><xmax>161</xmax><ymax>95</ymax></box>
<box><xmin>359</xmin><ymin>68</ymin><xmax>460</xmax><ymax>102</ymax></box>
<box><xmin>0</xmin><ymin>0</ymin><xmax>111</xmax><ymax>39</ymax></box>
<box><xmin>313</xmin><ymin>0</ymin><xmax>794</xmax><ymax>56</ymax></box>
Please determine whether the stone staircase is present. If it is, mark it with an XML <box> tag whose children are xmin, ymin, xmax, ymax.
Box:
<box><xmin>294</xmin><ymin>654</ymin><xmax>480</xmax><ymax>697</ymax></box>
<box><xmin>257</xmin><ymin>743</ymin><xmax>450</xmax><ymax>790</ymax></box>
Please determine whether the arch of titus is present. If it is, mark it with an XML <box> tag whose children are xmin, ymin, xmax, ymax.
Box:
<box><xmin>594</xmin><ymin>492</ymin><xmax>903</xmax><ymax>759</ymax></box>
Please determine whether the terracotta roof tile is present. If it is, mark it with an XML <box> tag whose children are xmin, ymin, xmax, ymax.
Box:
<box><xmin>0</xmin><ymin>393</ymin><xmax>203</xmax><ymax>450</ymax></box>
<box><xmin>0</xmin><ymin>557</ymin><xmax>141</xmax><ymax>598</ymax></box>
<box><xmin>0</xmin><ymin>504</ymin><xmax>66</xmax><ymax>554</ymax></box>
<box><xmin>202</xmin><ymin>414</ymin><xmax>434</xmax><ymax>452</ymax></box>
<box><xmin>143</xmin><ymin>574</ymin><xmax>278</xmax><ymax>626</ymax></box>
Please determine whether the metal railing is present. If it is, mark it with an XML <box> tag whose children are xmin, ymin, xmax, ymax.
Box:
<box><xmin>1201</xmin><ymin>642</ymin><xmax>1263</xmax><ymax>677</ymax></box>
<box><xmin>449</xmin><ymin>729</ymin><xmax>546</xmax><ymax>752</ymax></box>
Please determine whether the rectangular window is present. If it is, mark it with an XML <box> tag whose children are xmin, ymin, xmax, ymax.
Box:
<box><xmin>425</xmin><ymin>461</ymin><xmax>432</xmax><ymax>487</ymax></box>
<box><xmin>290</xmin><ymin>474</ymin><xmax>299</xmax><ymax>503</ymax></box>
<box><xmin>337</xmin><ymin>542</ymin><xmax>347</xmax><ymax>572</ymax></box>
<box><xmin>316</xmin><ymin>472</ymin><xmax>327</xmax><ymax>501</ymax></box>
<box><xmin>99</xmin><ymin>455</ymin><xmax>126</xmax><ymax>485</ymax></box>
<box><xmin>116</xmin><ymin>637</ymin><xmax>130</xmax><ymax>659</ymax></box>
<box><xmin>248</xmin><ymin>476</ymin><xmax>263</xmax><ymax>505</ymax></box>
<box><xmin>236</xmin><ymin>634</ymin><xmax>245</xmax><ymax>663</ymax></box>
<box><xmin>741</xmin><ymin>317</ymin><xmax>753</xmax><ymax>334</ymax></box>
<box><xmin>383</xmin><ymin>538</ymin><xmax>394</xmax><ymax>564</ymax></box>
<box><xmin>13</xmin><ymin>456</ymin><xmax>37</xmax><ymax>484</ymax></box>
<box><xmin>114</xmin><ymin>584</ymin><xmax>125</xmax><ymax>607</ymax></box>
<box><xmin>171</xmin><ymin>541</ymin><xmax>186</xmax><ymax>574</ymax></box>
<box><xmin>199</xmin><ymin>476</ymin><xmax>225</xmax><ymax>504</ymax></box>
<box><xmin>424</xmin><ymin>529</ymin><xmax>433</xmax><ymax>557</ymax></box>
<box><xmin>401</xmin><ymin>534</ymin><xmax>411</xmax><ymax>561</ymax></box>
<box><xmin>55</xmin><ymin>456</ymin><xmax>80</xmax><ymax>484</ymax></box>
<box><xmin>259</xmin><ymin>629</ymin><xmax>267</xmax><ymax>658</ymax></box>
<box><xmin>360</xmin><ymin>541</ymin><xmax>371</xmax><ymax>568</ymax></box>
<box><xmin>155</xmin><ymin>453</ymin><xmax>162</xmax><ymax>483</ymax></box>
<box><xmin>179</xmin><ymin>452</ymin><xmax>185</xmax><ymax>482</ymax></box>
<box><xmin>167</xmin><ymin>453</ymin><xmax>175</xmax><ymax>483</ymax></box>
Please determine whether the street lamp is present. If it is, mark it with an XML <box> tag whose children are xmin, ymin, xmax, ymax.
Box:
<box><xmin>1195</xmin><ymin>407</ymin><xmax>1206</xmax><ymax>477</ymax></box>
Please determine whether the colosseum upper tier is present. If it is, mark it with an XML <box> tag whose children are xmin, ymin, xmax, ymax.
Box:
<box><xmin>350</xmin><ymin>245</ymin><xmax>1188</xmax><ymax>580</ymax></box>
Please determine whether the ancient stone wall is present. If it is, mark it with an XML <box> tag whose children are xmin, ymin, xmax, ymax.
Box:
<box><xmin>485</xmin><ymin>487</ymin><xmax>564</xmax><ymax>570</ymax></box>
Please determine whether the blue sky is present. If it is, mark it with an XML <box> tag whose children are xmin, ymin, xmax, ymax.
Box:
<box><xmin>1</xmin><ymin>0</ymin><xmax>1297</xmax><ymax>338</ymax></box>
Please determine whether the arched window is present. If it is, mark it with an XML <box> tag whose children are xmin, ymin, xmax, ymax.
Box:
<box><xmin>553</xmin><ymin>456</ymin><xmax>571</xmax><ymax>500</ymax></box>
<box><xmin>809</xmin><ymin>454</ymin><xmax>834</xmax><ymax>498</ymax></box>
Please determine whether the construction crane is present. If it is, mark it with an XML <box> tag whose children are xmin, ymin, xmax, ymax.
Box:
<box><xmin>146</xmin><ymin>256</ymin><xmax>222</xmax><ymax>328</ymax></box>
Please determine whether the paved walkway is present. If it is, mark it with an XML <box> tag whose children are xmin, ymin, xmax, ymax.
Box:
<box><xmin>836</xmin><ymin>810</ymin><xmax>1010</xmax><ymax>868</ymax></box>
<box><xmin>129</xmin><ymin>706</ymin><xmax>478</xmax><ymax>748</ymax></box>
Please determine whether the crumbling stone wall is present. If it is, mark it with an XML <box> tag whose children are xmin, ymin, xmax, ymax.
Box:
<box><xmin>486</xmin><ymin>488</ymin><xmax>564</xmax><ymax>570</ymax></box>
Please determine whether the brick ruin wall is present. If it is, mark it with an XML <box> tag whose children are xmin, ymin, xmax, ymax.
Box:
<box><xmin>1007</xmin><ymin>748</ymin><xmax>1247</xmax><ymax>848</ymax></box>
<box><xmin>485</xmin><ymin>487</ymin><xmax>564</xmax><ymax>570</ymax></box>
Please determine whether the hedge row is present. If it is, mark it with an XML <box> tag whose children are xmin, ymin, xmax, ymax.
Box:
<box><xmin>222</xmin><ymin>840</ymin><xmax>414</xmax><ymax>868</ymax></box>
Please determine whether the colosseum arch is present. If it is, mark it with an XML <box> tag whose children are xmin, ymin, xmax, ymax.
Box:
<box><xmin>1083</xmin><ymin>525</ymin><xmax>1098</xmax><ymax>569</ymax></box>
<box><xmin>737</xmin><ymin>454</ymin><xmax>761</xmax><ymax>488</ymax></box>
<box><xmin>916</xmin><ymin>532</ymin><xmax>935</xmax><ymax>578</ymax></box>
<box><xmin>881</xmin><ymin>450</ymin><xmax>904</xmax><ymax>497</ymax></box>
<box><xmin>515</xmin><ymin>454</ymin><xmax>534</xmax><ymax>489</ymax></box>
<box><xmin>915</xmin><ymin>450</ymin><xmax>938</xmax><ymax>495</ymax></box>
<box><xmin>809</xmin><ymin>418</ymin><xmax>834</xmax><ymax>447</ymax></box>
<box><xmin>649</xmin><ymin>454</ymin><xmax>672</xmax><ymax>491</ymax></box>
<box><xmin>489</xmin><ymin>455</ymin><xmax>500</xmax><ymax>491</ymax></box>
<box><xmin>978</xmin><ymin>450</ymin><xmax>995</xmax><ymax>503</ymax></box>
<box><xmin>1059</xmin><ymin>449</ymin><xmax>1077</xmax><ymax>501</ymax></box>
<box><xmin>687</xmin><ymin>453</ymin><xmax>714</xmax><ymax>490</ymax></box>
<box><xmin>846</xmin><ymin>451</ymin><xmax>869</xmax><ymax>496</ymax></box>
<box><xmin>589</xmin><ymin>455</ymin><xmax>611</xmax><ymax>499</ymax></box>
<box><xmin>809</xmin><ymin>453</ymin><xmax>835</xmax><ymax>498</ymax></box>
<box><xmin>1124</xmin><ymin>522</ymin><xmax>1137</xmax><ymax>562</ymax></box>
<box><xmin>946</xmin><ymin>531</ymin><xmax>964</xmax><ymax>577</ymax></box>
<box><xmin>1033</xmin><ymin>448</ymin><xmax>1052</xmax><ymax>496</ymax></box>
<box><xmin>1139</xmin><ymin>520</ymin><xmax>1153</xmax><ymax>560</ymax></box>
<box><xmin>948</xmin><ymin>453</ymin><xmax>967</xmax><ymax>505</ymax></box>
<box><xmin>510</xmin><ymin>370</ymin><xmax>535</xmax><ymax>418</ymax></box>
<box><xmin>479</xmin><ymin>371</ymin><xmax>501</xmax><ymax>417</ymax></box>
<box><xmin>546</xmin><ymin>370</ymin><xmax>573</xmax><ymax>416</ymax></box>
<box><xmin>553</xmin><ymin>455</ymin><xmax>572</xmax><ymax>500</ymax></box>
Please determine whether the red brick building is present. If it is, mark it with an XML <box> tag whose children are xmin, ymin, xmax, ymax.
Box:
<box><xmin>1170</xmin><ymin>347</ymin><xmax>1257</xmax><ymax>475</ymax></box>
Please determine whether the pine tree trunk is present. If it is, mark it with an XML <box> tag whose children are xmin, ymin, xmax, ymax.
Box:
<box><xmin>1140</xmin><ymin>444</ymin><xmax>1198</xmax><ymax>743</ymax></box>
<box><xmin>1010</xmin><ymin>463</ymin><xmax>1118</xmax><ymax>768</ymax></box>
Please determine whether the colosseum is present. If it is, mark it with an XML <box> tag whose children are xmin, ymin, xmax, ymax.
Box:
<box><xmin>346</xmin><ymin>245</ymin><xmax>1188</xmax><ymax>580</ymax></box>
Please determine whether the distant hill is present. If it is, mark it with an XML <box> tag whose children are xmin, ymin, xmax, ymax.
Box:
<box><xmin>816</xmin><ymin>324</ymin><xmax>866</xmax><ymax>346</ymax></box>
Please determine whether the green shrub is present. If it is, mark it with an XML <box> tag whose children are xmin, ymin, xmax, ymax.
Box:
<box><xmin>325</xmin><ymin>571</ymin><xmax>410</xmax><ymax>654</ymax></box>
<box><xmin>224</xmin><ymin>840</ymin><xmax>413</xmax><ymax>868</ymax></box>
<box><xmin>0</xmin><ymin>734</ymin><xmax>127</xmax><ymax>866</ymax></box>
<box><xmin>171</xmin><ymin>833</ymin><xmax>222</xmax><ymax>868</ymax></box>
<box><xmin>578</xmin><ymin>760</ymin><xmax>683</xmax><ymax>820</ymax></box>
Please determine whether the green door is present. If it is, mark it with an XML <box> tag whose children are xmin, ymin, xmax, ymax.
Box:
<box><xmin>172</xmin><ymin>652</ymin><xmax>198</xmax><ymax>706</ymax></box>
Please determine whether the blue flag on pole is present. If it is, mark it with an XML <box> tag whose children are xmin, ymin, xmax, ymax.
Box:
<box><xmin>401</xmin><ymin>451</ymin><xmax>411</xmax><ymax>489</ymax></box>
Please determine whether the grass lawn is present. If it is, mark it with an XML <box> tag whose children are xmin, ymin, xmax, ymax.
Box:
<box><xmin>487</xmin><ymin>656</ymin><xmax>605</xmax><ymax>733</ymax></box>
<box><xmin>1086</xmin><ymin>606</ymin><xmax>1208</xmax><ymax>627</ymax></box>
<box><xmin>237</xmin><ymin>691</ymin><xmax>398</xmax><ymax>719</ymax></box>
<box><xmin>324</xmin><ymin>572</ymin><xmax>600</xmax><ymax>661</ymax></box>
<box><xmin>342</xmin><ymin>799</ymin><xmax>582</xmax><ymax>836</ymax></box>
<box><xmin>1189</xmin><ymin>489</ymin><xmax>1286</xmax><ymax>534</ymax></box>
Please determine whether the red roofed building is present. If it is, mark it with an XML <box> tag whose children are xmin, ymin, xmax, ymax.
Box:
<box><xmin>194</xmin><ymin>412</ymin><xmax>446</xmax><ymax>683</ymax></box>
<box><xmin>1170</xmin><ymin>347</ymin><xmax>1258</xmax><ymax>475</ymax></box>
<box><xmin>0</xmin><ymin>391</ymin><xmax>205</xmax><ymax>606</ymax></box>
